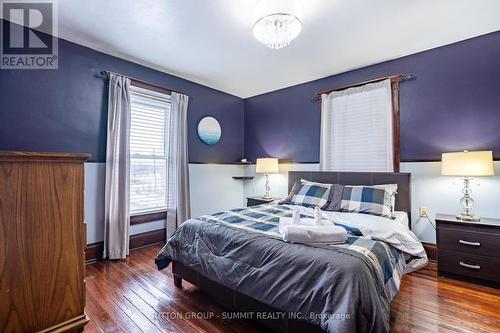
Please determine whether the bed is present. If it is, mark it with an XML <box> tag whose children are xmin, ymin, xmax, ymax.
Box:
<box><xmin>155</xmin><ymin>171</ymin><xmax>427</xmax><ymax>333</ymax></box>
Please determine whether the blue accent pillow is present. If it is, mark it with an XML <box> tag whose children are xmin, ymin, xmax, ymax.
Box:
<box><xmin>281</xmin><ymin>181</ymin><xmax>331</xmax><ymax>208</ymax></box>
<box><xmin>340</xmin><ymin>185</ymin><xmax>395</xmax><ymax>218</ymax></box>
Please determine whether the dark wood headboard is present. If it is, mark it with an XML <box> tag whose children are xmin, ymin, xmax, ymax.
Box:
<box><xmin>288</xmin><ymin>171</ymin><xmax>412</xmax><ymax>227</ymax></box>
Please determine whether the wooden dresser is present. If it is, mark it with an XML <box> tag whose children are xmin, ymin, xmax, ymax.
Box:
<box><xmin>436</xmin><ymin>213</ymin><xmax>500</xmax><ymax>287</ymax></box>
<box><xmin>0</xmin><ymin>151</ymin><xmax>90</xmax><ymax>332</ymax></box>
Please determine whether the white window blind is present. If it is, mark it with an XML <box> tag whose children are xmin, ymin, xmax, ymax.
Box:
<box><xmin>320</xmin><ymin>79</ymin><xmax>394</xmax><ymax>172</ymax></box>
<box><xmin>129</xmin><ymin>85</ymin><xmax>171</xmax><ymax>215</ymax></box>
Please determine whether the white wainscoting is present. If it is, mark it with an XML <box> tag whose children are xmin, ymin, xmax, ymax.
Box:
<box><xmin>402</xmin><ymin>162</ymin><xmax>500</xmax><ymax>243</ymax></box>
<box><xmin>189</xmin><ymin>164</ymin><xmax>246</xmax><ymax>217</ymax></box>
<box><xmin>84</xmin><ymin>163</ymin><xmax>246</xmax><ymax>244</ymax></box>
<box><xmin>85</xmin><ymin>161</ymin><xmax>500</xmax><ymax>244</ymax></box>
<box><xmin>242</xmin><ymin>162</ymin><xmax>500</xmax><ymax>244</ymax></box>
<box><xmin>84</xmin><ymin>163</ymin><xmax>106</xmax><ymax>244</ymax></box>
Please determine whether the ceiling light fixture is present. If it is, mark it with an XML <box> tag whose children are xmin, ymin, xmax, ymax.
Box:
<box><xmin>252</xmin><ymin>0</ymin><xmax>302</xmax><ymax>50</ymax></box>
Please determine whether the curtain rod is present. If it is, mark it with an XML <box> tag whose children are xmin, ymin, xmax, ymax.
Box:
<box><xmin>313</xmin><ymin>74</ymin><xmax>414</xmax><ymax>100</ymax></box>
<box><xmin>100</xmin><ymin>70</ymin><xmax>189</xmax><ymax>97</ymax></box>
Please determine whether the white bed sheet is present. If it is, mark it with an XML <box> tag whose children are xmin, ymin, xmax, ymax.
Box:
<box><xmin>393</xmin><ymin>211</ymin><xmax>409</xmax><ymax>228</ymax></box>
<box><xmin>282</xmin><ymin>205</ymin><xmax>427</xmax><ymax>272</ymax></box>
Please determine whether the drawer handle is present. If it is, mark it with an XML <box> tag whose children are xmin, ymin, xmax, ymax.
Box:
<box><xmin>459</xmin><ymin>261</ymin><xmax>481</xmax><ymax>270</ymax></box>
<box><xmin>458</xmin><ymin>240</ymin><xmax>480</xmax><ymax>247</ymax></box>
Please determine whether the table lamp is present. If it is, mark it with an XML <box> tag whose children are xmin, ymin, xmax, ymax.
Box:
<box><xmin>441</xmin><ymin>150</ymin><xmax>494</xmax><ymax>221</ymax></box>
<box><xmin>256</xmin><ymin>158</ymin><xmax>279</xmax><ymax>199</ymax></box>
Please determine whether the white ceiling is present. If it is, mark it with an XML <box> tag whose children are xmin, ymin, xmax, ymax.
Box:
<box><xmin>14</xmin><ymin>1</ymin><xmax>500</xmax><ymax>97</ymax></box>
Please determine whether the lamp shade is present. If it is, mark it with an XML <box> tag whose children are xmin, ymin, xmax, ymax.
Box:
<box><xmin>441</xmin><ymin>151</ymin><xmax>494</xmax><ymax>176</ymax></box>
<box><xmin>256</xmin><ymin>158</ymin><xmax>279</xmax><ymax>174</ymax></box>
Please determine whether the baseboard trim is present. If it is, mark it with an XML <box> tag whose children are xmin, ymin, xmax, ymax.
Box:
<box><xmin>85</xmin><ymin>242</ymin><xmax>102</xmax><ymax>263</ymax></box>
<box><xmin>85</xmin><ymin>228</ymin><xmax>166</xmax><ymax>264</ymax></box>
<box><xmin>422</xmin><ymin>241</ymin><xmax>437</xmax><ymax>261</ymax></box>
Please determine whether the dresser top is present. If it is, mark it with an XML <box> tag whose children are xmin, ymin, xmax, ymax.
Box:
<box><xmin>0</xmin><ymin>151</ymin><xmax>91</xmax><ymax>161</ymax></box>
<box><xmin>436</xmin><ymin>213</ymin><xmax>500</xmax><ymax>228</ymax></box>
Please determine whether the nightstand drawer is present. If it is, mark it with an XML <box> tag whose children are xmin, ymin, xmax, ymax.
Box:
<box><xmin>439</xmin><ymin>249</ymin><xmax>500</xmax><ymax>283</ymax></box>
<box><xmin>437</xmin><ymin>227</ymin><xmax>500</xmax><ymax>259</ymax></box>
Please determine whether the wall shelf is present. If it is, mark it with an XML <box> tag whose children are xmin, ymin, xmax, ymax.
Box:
<box><xmin>233</xmin><ymin>161</ymin><xmax>253</xmax><ymax>180</ymax></box>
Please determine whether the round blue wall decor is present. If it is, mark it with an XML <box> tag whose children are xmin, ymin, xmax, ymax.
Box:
<box><xmin>197</xmin><ymin>116</ymin><xmax>221</xmax><ymax>145</ymax></box>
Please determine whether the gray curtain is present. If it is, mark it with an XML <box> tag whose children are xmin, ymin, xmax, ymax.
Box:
<box><xmin>103</xmin><ymin>74</ymin><xmax>131</xmax><ymax>259</ymax></box>
<box><xmin>167</xmin><ymin>92</ymin><xmax>191</xmax><ymax>239</ymax></box>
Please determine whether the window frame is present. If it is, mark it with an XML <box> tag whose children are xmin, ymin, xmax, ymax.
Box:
<box><xmin>390</xmin><ymin>80</ymin><xmax>401</xmax><ymax>172</ymax></box>
<box><xmin>129</xmin><ymin>82</ymin><xmax>172</xmax><ymax>223</ymax></box>
<box><xmin>318</xmin><ymin>77</ymin><xmax>401</xmax><ymax>172</ymax></box>
<box><xmin>130</xmin><ymin>210</ymin><xmax>167</xmax><ymax>225</ymax></box>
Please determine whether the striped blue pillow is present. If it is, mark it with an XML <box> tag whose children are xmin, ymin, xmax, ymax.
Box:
<box><xmin>286</xmin><ymin>182</ymin><xmax>331</xmax><ymax>208</ymax></box>
<box><xmin>340</xmin><ymin>185</ymin><xmax>395</xmax><ymax>218</ymax></box>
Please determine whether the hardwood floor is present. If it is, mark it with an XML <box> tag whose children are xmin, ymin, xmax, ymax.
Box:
<box><xmin>84</xmin><ymin>245</ymin><xmax>500</xmax><ymax>333</ymax></box>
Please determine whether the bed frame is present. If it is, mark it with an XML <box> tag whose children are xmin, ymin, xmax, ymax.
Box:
<box><xmin>172</xmin><ymin>171</ymin><xmax>411</xmax><ymax>333</ymax></box>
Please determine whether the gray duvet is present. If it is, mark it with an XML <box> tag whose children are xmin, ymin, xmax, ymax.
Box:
<box><xmin>156</xmin><ymin>218</ymin><xmax>392</xmax><ymax>333</ymax></box>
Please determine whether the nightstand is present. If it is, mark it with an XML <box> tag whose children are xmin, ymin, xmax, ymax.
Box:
<box><xmin>247</xmin><ymin>196</ymin><xmax>276</xmax><ymax>207</ymax></box>
<box><xmin>436</xmin><ymin>213</ymin><xmax>500</xmax><ymax>287</ymax></box>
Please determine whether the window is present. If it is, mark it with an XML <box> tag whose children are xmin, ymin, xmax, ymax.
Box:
<box><xmin>320</xmin><ymin>78</ymin><xmax>399</xmax><ymax>172</ymax></box>
<box><xmin>129</xmin><ymin>85</ymin><xmax>171</xmax><ymax>215</ymax></box>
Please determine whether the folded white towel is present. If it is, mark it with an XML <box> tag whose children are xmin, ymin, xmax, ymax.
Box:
<box><xmin>279</xmin><ymin>206</ymin><xmax>336</xmax><ymax>233</ymax></box>
<box><xmin>313</xmin><ymin>206</ymin><xmax>334</xmax><ymax>226</ymax></box>
<box><xmin>278</xmin><ymin>206</ymin><xmax>344</xmax><ymax>243</ymax></box>
<box><xmin>278</xmin><ymin>218</ymin><xmax>289</xmax><ymax>234</ymax></box>
<box><xmin>278</xmin><ymin>217</ymin><xmax>295</xmax><ymax>235</ymax></box>
<box><xmin>278</xmin><ymin>216</ymin><xmax>320</xmax><ymax>234</ymax></box>
<box><xmin>282</xmin><ymin>224</ymin><xmax>348</xmax><ymax>244</ymax></box>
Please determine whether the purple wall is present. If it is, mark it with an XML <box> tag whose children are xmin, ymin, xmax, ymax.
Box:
<box><xmin>2</xmin><ymin>24</ymin><xmax>500</xmax><ymax>164</ymax></box>
<box><xmin>244</xmin><ymin>30</ymin><xmax>500</xmax><ymax>163</ymax></box>
<box><xmin>0</xmin><ymin>24</ymin><xmax>244</xmax><ymax>163</ymax></box>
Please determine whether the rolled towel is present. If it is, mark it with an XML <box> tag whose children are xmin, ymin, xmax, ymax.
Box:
<box><xmin>278</xmin><ymin>217</ymin><xmax>293</xmax><ymax>235</ymax></box>
<box><xmin>313</xmin><ymin>206</ymin><xmax>334</xmax><ymax>226</ymax></box>
<box><xmin>282</xmin><ymin>225</ymin><xmax>348</xmax><ymax>244</ymax></box>
<box><xmin>279</xmin><ymin>207</ymin><xmax>302</xmax><ymax>234</ymax></box>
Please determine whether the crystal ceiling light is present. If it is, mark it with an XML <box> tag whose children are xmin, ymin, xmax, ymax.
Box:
<box><xmin>252</xmin><ymin>0</ymin><xmax>303</xmax><ymax>50</ymax></box>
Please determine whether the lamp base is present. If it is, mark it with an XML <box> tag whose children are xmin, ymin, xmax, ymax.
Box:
<box><xmin>456</xmin><ymin>213</ymin><xmax>480</xmax><ymax>222</ymax></box>
<box><xmin>262</xmin><ymin>173</ymin><xmax>272</xmax><ymax>200</ymax></box>
<box><xmin>457</xmin><ymin>177</ymin><xmax>480</xmax><ymax>222</ymax></box>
